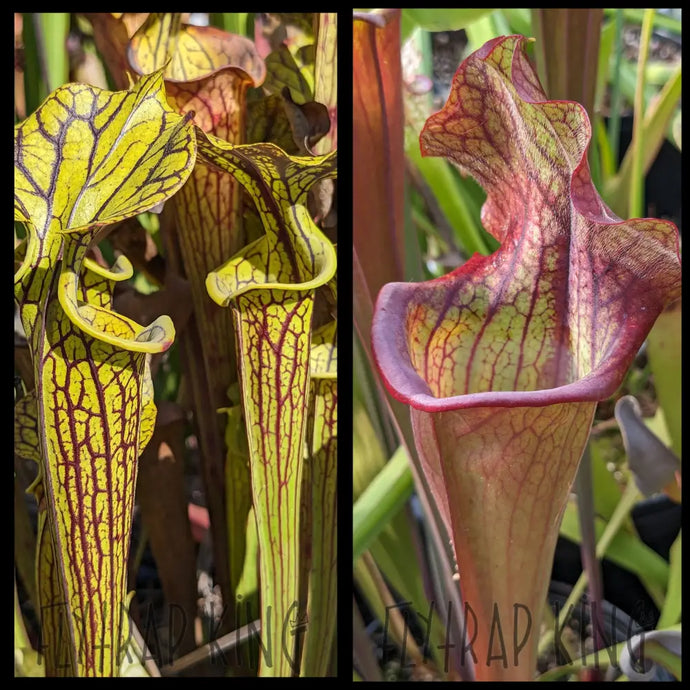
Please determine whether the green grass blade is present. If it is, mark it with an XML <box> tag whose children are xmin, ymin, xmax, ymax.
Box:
<box><xmin>559</xmin><ymin>499</ymin><xmax>669</xmax><ymax>602</ymax></box>
<box><xmin>210</xmin><ymin>13</ymin><xmax>249</xmax><ymax>37</ymax></box>
<box><xmin>401</xmin><ymin>9</ymin><xmax>495</xmax><ymax>44</ymax></box>
<box><xmin>607</xmin><ymin>10</ymin><xmax>624</xmax><ymax>168</ymax></box>
<box><xmin>21</xmin><ymin>13</ymin><xmax>46</xmax><ymax>116</ymax></box>
<box><xmin>352</xmin><ymin>446</ymin><xmax>414</xmax><ymax>565</ymax></box>
<box><xmin>657</xmin><ymin>531</ymin><xmax>681</xmax><ymax>628</ymax></box>
<box><xmin>595</xmin><ymin>116</ymin><xmax>616</xmax><ymax>182</ymax></box>
<box><xmin>502</xmin><ymin>8</ymin><xmax>532</xmax><ymax>37</ymax></box>
<box><xmin>465</xmin><ymin>11</ymin><xmax>501</xmax><ymax>53</ymax></box>
<box><xmin>645</xmin><ymin>302</ymin><xmax>682</xmax><ymax>458</ymax></box>
<box><xmin>36</xmin><ymin>13</ymin><xmax>70</xmax><ymax>92</ymax></box>
<box><xmin>602</xmin><ymin>8</ymin><xmax>681</xmax><ymax>34</ymax></box>
<box><xmin>407</xmin><ymin>145</ymin><xmax>491</xmax><ymax>257</ymax></box>
<box><xmin>640</xmin><ymin>639</ymin><xmax>682</xmax><ymax>680</ymax></box>
<box><xmin>629</xmin><ymin>9</ymin><xmax>655</xmax><ymax>219</ymax></box>
<box><xmin>536</xmin><ymin>624</ymin><xmax>681</xmax><ymax>681</ymax></box>
<box><xmin>605</xmin><ymin>63</ymin><xmax>682</xmax><ymax>216</ymax></box>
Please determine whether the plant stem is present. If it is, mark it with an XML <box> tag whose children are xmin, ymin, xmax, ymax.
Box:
<box><xmin>629</xmin><ymin>9</ymin><xmax>654</xmax><ymax>219</ymax></box>
<box><xmin>574</xmin><ymin>444</ymin><xmax>606</xmax><ymax>652</ymax></box>
<box><xmin>159</xmin><ymin>619</ymin><xmax>261</xmax><ymax>675</ymax></box>
<box><xmin>538</xmin><ymin>481</ymin><xmax>641</xmax><ymax>657</ymax></box>
<box><xmin>607</xmin><ymin>9</ymin><xmax>624</xmax><ymax>166</ymax></box>
<box><xmin>353</xmin><ymin>446</ymin><xmax>414</xmax><ymax>565</ymax></box>
<box><xmin>602</xmin><ymin>8</ymin><xmax>681</xmax><ymax>34</ymax></box>
<box><xmin>640</xmin><ymin>640</ymin><xmax>682</xmax><ymax>681</ymax></box>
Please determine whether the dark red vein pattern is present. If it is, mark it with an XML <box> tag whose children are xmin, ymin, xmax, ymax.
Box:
<box><xmin>198</xmin><ymin>134</ymin><xmax>337</xmax><ymax>676</ymax></box>
<box><xmin>14</xmin><ymin>71</ymin><xmax>195</xmax><ymax>675</ymax></box>
<box><xmin>15</xmin><ymin>393</ymin><xmax>74</xmax><ymax>675</ymax></box>
<box><xmin>17</xmin><ymin>261</ymin><xmax>151</xmax><ymax>676</ymax></box>
<box><xmin>127</xmin><ymin>16</ymin><xmax>266</xmax><ymax>609</ymax></box>
<box><xmin>232</xmin><ymin>289</ymin><xmax>312</xmax><ymax>674</ymax></box>
<box><xmin>128</xmin><ymin>14</ymin><xmax>265</xmax><ymax>85</ymax></box>
<box><xmin>300</xmin><ymin>320</ymin><xmax>337</xmax><ymax>675</ymax></box>
<box><xmin>372</xmin><ymin>35</ymin><xmax>681</xmax><ymax>413</ymax></box>
<box><xmin>371</xmin><ymin>35</ymin><xmax>681</xmax><ymax>680</ymax></box>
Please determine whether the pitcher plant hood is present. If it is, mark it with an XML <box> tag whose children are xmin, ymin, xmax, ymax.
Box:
<box><xmin>372</xmin><ymin>35</ymin><xmax>680</xmax><ymax>413</ymax></box>
<box><xmin>370</xmin><ymin>34</ymin><xmax>680</xmax><ymax>682</ymax></box>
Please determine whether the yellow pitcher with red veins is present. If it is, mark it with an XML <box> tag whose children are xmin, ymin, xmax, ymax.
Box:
<box><xmin>14</xmin><ymin>71</ymin><xmax>196</xmax><ymax>676</ymax></box>
<box><xmin>200</xmin><ymin>131</ymin><xmax>337</xmax><ymax>676</ymax></box>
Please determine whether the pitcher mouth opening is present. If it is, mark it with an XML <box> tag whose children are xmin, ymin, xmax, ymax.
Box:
<box><xmin>404</xmin><ymin>303</ymin><xmax>583</xmax><ymax>401</ymax></box>
<box><xmin>372</xmin><ymin>283</ymin><xmax>627</xmax><ymax>415</ymax></box>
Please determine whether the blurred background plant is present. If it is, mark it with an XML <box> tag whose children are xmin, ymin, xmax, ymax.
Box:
<box><xmin>15</xmin><ymin>12</ymin><xmax>337</xmax><ymax>677</ymax></box>
<box><xmin>353</xmin><ymin>8</ymin><xmax>680</xmax><ymax>681</ymax></box>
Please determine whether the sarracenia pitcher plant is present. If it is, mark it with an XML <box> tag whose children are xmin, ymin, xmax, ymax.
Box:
<box><xmin>199</xmin><ymin>131</ymin><xmax>337</xmax><ymax>675</ymax></box>
<box><xmin>14</xmin><ymin>71</ymin><xmax>196</xmax><ymax>675</ymax></box>
<box><xmin>83</xmin><ymin>17</ymin><xmax>338</xmax><ymax>673</ymax></box>
<box><xmin>371</xmin><ymin>35</ymin><xmax>681</xmax><ymax>681</ymax></box>
<box><xmin>16</xmin><ymin>13</ymin><xmax>337</xmax><ymax>677</ymax></box>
